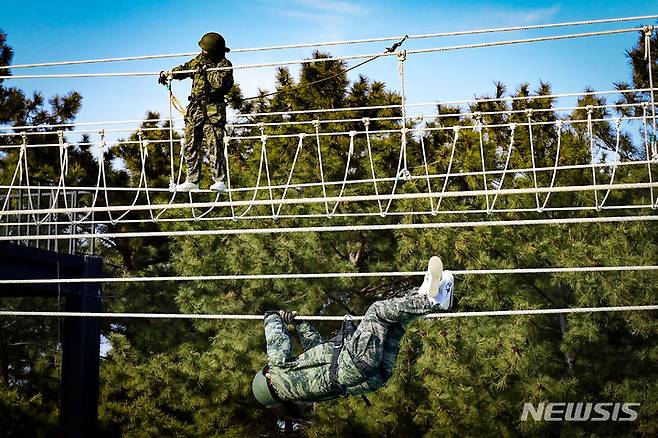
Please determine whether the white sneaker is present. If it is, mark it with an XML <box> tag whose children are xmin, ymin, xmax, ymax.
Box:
<box><xmin>418</xmin><ymin>256</ymin><xmax>443</xmax><ymax>300</ymax></box>
<box><xmin>433</xmin><ymin>270</ymin><xmax>454</xmax><ymax>310</ymax></box>
<box><xmin>175</xmin><ymin>181</ymin><xmax>200</xmax><ymax>192</ymax></box>
<box><xmin>209</xmin><ymin>180</ymin><xmax>227</xmax><ymax>193</ymax></box>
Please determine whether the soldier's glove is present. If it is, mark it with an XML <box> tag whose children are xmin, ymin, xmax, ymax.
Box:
<box><xmin>278</xmin><ymin>310</ymin><xmax>298</xmax><ymax>325</ymax></box>
<box><xmin>158</xmin><ymin>71</ymin><xmax>169</xmax><ymax>86</ymax></box>
<box><xmin>197</xmin><ymin>64</ymin><xmax>208</xmax><ymax>75</ymax></box>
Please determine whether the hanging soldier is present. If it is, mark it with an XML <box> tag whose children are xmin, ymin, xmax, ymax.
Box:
<box><xmin>251</xmin><ymin>256</ymin><xmax>455</xmax><ymax>418</ymax></box>
<box><xmin>158</xmin><ymin>32</ymin><xmax>234</xmax><ymax>192</ymax></box>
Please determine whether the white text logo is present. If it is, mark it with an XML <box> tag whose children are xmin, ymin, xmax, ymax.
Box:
<box><xmin>520</xmin><ymin>402</ymin><xmax>639</xmax><ymax>422</ymax></box>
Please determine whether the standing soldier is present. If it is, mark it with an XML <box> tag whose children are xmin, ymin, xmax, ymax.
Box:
<box><xmin>251</xmin><ymin>256</ymin><xmax>454</xmax><ymax>412</ymax></box>
<box><xmin>159</xmin><ymin>32</ymin><xmax>234</xmax><ymax>192</ymax></box>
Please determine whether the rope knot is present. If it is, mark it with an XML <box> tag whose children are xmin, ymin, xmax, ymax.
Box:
<box><xmin>452</xmin><ymin>126</ymin><xmax>460</xmax><ymax>133</ymax></box>
<box><xmin>396</xmin><ymin>50</ymin><xmax>407</xmax><ymax>63</ymax></box>
<box><xmin>361</xmin><ymin>117</ymin><xmax>370</xmax><ymax>127</ymax></box>
<box><xmin>586</xmin><ymin>105</ymin><xmax>594</xmax><ymax>114</ymax></box>
<box><xmin>555</xmin><ymin>120</ymin><xmax>564</xmax><ymax>130</ymax></box>
<box><xmin>57</xmin><ymin>131</ymin><xmax>70</xmax><ymax>151</ymax></box>
<box><xmin>643</xmin><ymin>25</ymin><xmax>655</xmax><ymax>36</ymax></box>
<box><xmin>525</xmin><ymin>108</ymin><xmax>533</xmax><ymax>118</ymax></box>
<box><xmin>509</xmin><ymin>123</ymin><xmax>517</xmax><ymax>132</ymax></box>
<box><xmin>349</xmin><ymin>130</ymin><xmax>357</xmax><ymax>137</ymax></box>
<box><xmin>614</xmin><ymin>117</ymin><xmax>622</xmax><ymax>128</ymax></box>
<box><xmin>312</xmin><ymin>119</ymin><xmax>321</xmax><ymax>128</ymax></box>
<box><xmin>141</xmin><ymin>140</ymin><xmax>150</xmax><ymax>157</ymax></box>
<box><xmin>20</xmin><ymin>133</ymin><xmax>27</xmax><ymax>153</ymax></box>
<box><xmin>298</xmin><ymin>132</ymin><xmax>306</xmax><ymax>141</ymax></box>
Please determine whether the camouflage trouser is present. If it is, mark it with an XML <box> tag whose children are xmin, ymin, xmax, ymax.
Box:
<box><xmin>344</xmin><ymin>292</ymin><xmax>434</xmax><ymax>382</ymax></box>
<box><xmin>265</xmin><ymin>292</ymin><xmax>433</xmax><ymax>382</ymax></box>
<box><xmin>183</xmin><ymin>102</ymin><xmax>226</xmax><ymax>184</ymax></box>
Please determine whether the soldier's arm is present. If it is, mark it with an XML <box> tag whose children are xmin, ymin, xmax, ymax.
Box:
<box><xmin>207</xmin><ymin>59</ymin><xmax>234</xmax><ymax>95</ymax></box>
<box><xmin>295</xmin><ymin>321</ymin><xmax>324</xmax><ymax>351</ymax></box>
<box><xmin>171</xmin><ymin>58</ymin><xmax>195</xmax><ymax>80</ymax></box>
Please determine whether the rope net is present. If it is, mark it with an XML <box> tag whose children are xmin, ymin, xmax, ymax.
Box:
<box><xmin>0</xmin><ymin>92</ymin><xmax>657</xmax><ymax>241</ymax></box>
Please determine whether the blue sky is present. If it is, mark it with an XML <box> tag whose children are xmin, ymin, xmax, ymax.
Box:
<box><xmin>2</xmin><ymin>0</ymin><xmax>657</xmax><ymax>134</ymax></box>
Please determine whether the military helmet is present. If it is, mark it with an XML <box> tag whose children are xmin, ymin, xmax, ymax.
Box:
<box><xmin>252</xmin><ymin>367</ymin><xmax>281</xmax><ymax>408</ymax></box>
<box><xmin>198</xmin><ymin>32</ymin><xmax>230</xmax><ymax>53</ymax></box>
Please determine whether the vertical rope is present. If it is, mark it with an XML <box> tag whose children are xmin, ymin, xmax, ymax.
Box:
<box><xmin>167</xmin><ymin>78</ymin><xmax>176</xmax><ymax>191</ymax></box>
<box><xmin>540</xmin><ymin>120</ymin><xmax>564</xmax><ymax>211</ymax></box>
<box><xmin>599</xmin><ymin>118</ymin><xmax>623</xmax><ymax>207</ymax></box>
<box><xmin>236</xmin><ymin>134</ymin><xmax>268</xmax><ymax>219</ymax></box>
<box><xmin>313</xmin><ymin>120</ymin><xmax>330</xmax><ymax>216</ymax></box>
<box><xmin>587</xmin><ymin>106</ymin><xmax>600</xmax><ymax>209</ymax></box>
<box><xmin>363</xmin><ymin>117</ymin><xmax>384</xmax><ymax>216</ymax></box>
<box><xmin>1</xmin><ymin>136</ymin><xmax>25</xmax><ymax>213</ymax></box>
<box><xmin>397</xmin><ymin>50</ymin><xmax>410</xmax><ymax>180</ymax></box>
<box><xmin>490</xmin><ymin>123</ymin><xmax>516</xmax><ymax>210</ymax></box>
<box><xmin>97</xmin><ymin>130</ymin><xmax>117</xmax><ymax>224</ymax></box>
<box><xmin>644</xmin><ymin>26</ymin><xmax>657</xmax><ymax>160</ymax></box>
<box><xmin>329</xmin><ymin>131</ymin><xmax>356</xmax><ymax>217</ymax></box>
<box><xmin>274</xmin><ymin>133</ymin><xmax>305</xmax><ymax>218</ymax></box>
<box><xmin>435</xmin><ymin>126</ymin><xmax>460</xmax><ymax>213</ymax></box>
<box><xmin>71</xmin><ymin>131</ymin><xmax>104</xmax><ymax>225</ymax></box>
<box><xmin>642</xmin><ymin>104</ymin><xmax>656</xmax><ymax>208</ymax></box>
<box><xmin>417</xmin><ymin>119</ymin><xmax>435</xmax><ymax>213</ymax></box>
<box><xmin>474</xmin><ymin>114</ymin><xmax>491</xmax><ymax>213</ymax></box>
<box><xmin>259</xmin><ymin>124</ymin><xmax>276</xmax><ymax>217</ymax></box>
<box><xmin>155</xmin><ymin>137</ymin><xmax>187</xmax><ymax>221</ymax></box>
<box><xmin>112</xmin><ymin>130</ymin><xmax>155</xmax><ymax>223</ymax></box>
<box><xmin>526</xmin><ymin>109</ymin><xmax>541</xmax><ymax>210</ymax></box>
<box><xmin>384</xmin><ymin>129</ymin><xmax>411</xmax><ymax>214</ymax></box>
<box><xmin>222</xmin><ymin>135</ymin><xmax>237</xmax><ymax>220</ymax></box>
<box><xmin>19</xmin><ymin>133</ymin><xmax>39</xmax><ymax>224</ymax></box>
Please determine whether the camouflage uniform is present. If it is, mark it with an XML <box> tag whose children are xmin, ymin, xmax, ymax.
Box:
<box><xmin>171</xmin><ymin>53</ymin><xmax>234</xmax><ymax>184</ymax></box>
<box><xmin>264</xmin><ymin>291</ymin><xmax>435</xmax><ymax>402</ymax></box>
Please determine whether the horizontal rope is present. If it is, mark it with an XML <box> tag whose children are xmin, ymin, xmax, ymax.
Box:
<box><xmin>0</xmin><ymin>159</ymin><xmax>652</xmax><ymax>196</ymax></box>
<box><xmin>1</xmin><ymin>114</ymin><xmax>655</xmax><ymax>150</ymax></box>
<box><xmin>7</xmin><ymin>15</ymin><xmax>657</xmax><ymax>70</ymax></box>
<box><xmin>0</xmin><ymin>265</ymin><xmax>655</xmax><ymax>285</ymax></box>
<box><xmin>1</xmin><ymin>204</ymin><xmax>656</xmax><ymax>228</ymax></box>
<box><xmin>0</xmin><ymin>305</ymin><xmax>656</xmax><ymax>320</ymax></box>
<box><xmin>2</xmin><ymin>215</ymin><xmax>657</xmax><ymax>241</ymax></box>
<box><xmin>1</xmin><ymin>88</ymin><xmax>653</xmax><ymax>132</ymax></box>
<box><xmin>0</xmin><ymin>27</ymin><xmax>645</xmax><ymax>79</ymax></box>
<box><xmin>0</xmin><ymin>100</ymin><xmax>648</xmax><ymax>138</ymax></box>
<box><xmin>1</xmin><ymin>182</ymin><xmax>655</xmax><ymax>218</ymax></box>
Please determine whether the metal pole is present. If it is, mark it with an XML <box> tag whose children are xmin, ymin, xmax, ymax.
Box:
<box><xmin>90</xmin><ymin>208</ymin><xmax>95</xmax><ymax>256</ymax></box>
<box><xmin>71</xmin><ymin>192</ymin><xmax>77</xmax><ymax>254</ymax></box>
<box><xmin>47</xmin><ymin>189</ymin><xmax>53</xmax><ymax>252</ymax></box>
<box><xmin>17</xmin><ymin>189</ymin><xmax>22</xmax><ymax>241</ymax></box>
<box><xmin>36</xmin><ymin>186</ymin><xmax>41</xmax><ymax>250</ymax></box>
<box><xmin>54</xmin><ymin>189</ymin><xmax>59</xmax><ymax>253</ymax></box>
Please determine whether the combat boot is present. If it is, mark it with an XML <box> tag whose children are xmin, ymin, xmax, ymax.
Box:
<box><xmin>209</xmin><ymin>179</ymin><xmax>227</xmax><ymax>193</ymax></box>
<box><xmin>418</xmin><ymin>256</ymin><xmax>454</xmax><ymax>310</ymax></box>
<box><xmin>175</xmin><ymin>180</ymin><xmax>200</xmax><ymax>192</ymax></box>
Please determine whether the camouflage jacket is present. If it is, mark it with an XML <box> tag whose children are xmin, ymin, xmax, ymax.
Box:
<box><xmin>172</xmin><ymin>53</ymin><xmax>234</xmax><ymax>104</ymax></box>
<box><xmin>268</xmin><ymin>321</ymin><xmax>383</xmax><ymax>403</ymax></box>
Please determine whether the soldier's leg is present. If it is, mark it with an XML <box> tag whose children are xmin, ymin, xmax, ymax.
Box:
<box><xmin>345</xmin><ymin>293</ymin><xmax>433</xmax><ymax>375</ymax></box>
<box><xmin>183</xmin><ymin>107</ymin><xmax>204</xmax><ymax>184</ymax></box>
<box><xmin>264</xmin><ymin>313</ymin><xmax>294</xmax><ymax>366</ymax></box>
<box><xmin>380</xmin><ymin>323</ymin><xmax>404</xmax><ymax>382</ymax></box>
<box><xmin>205</xmin><ymin>104</ymin><xmax>227</xmax><ymax>182</ymax></box>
